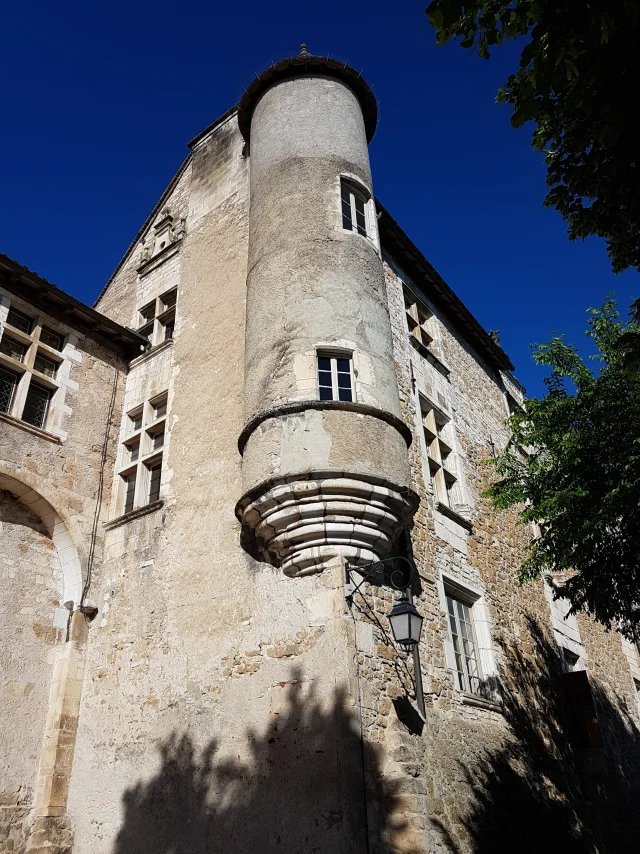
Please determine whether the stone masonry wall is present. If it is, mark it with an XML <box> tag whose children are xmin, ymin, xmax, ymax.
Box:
<box><xmin>359</xmin><ymin>257</ymin><xmax>640</xmax><ymax>853</ymax></box>
<box><xmin>0</xmin><ymin>492</ymin><xmax>63</xmax><ymax>853</ymax></box>
<box><xmin>0</xmin><ymin>325</ymin><xmax>129</xmax><ymax>852</ymax></box>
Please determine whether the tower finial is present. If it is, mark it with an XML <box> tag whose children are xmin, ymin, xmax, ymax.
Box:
<box><xmin>299</xmin><ymin>43</ymin><xmax>310</xmax><ymax>57</ymax></box>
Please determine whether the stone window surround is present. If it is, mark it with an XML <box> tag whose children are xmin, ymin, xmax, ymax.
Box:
<box><xmin>402</xmin><ymin>284</ymin><xmax>451</xmax><ymax>378</ymax></box>
<box><xmin>114</xmin><ymin>390</ymin><xmax>168</xmax><ymax>517</ymax></box>
<box><xmin>417</xmin><ymin>392</ymin><xmax>471</xmax><ymax>527</ymax></box>
<box><xmin>437</xmin><ymin>571</ymin><xmax>500</xmax><ymax>706</ymax></box>
<box><xmin>543</xmin><ymin>575</ymin><xmax>587</xmax><ymax>671</ymax></box>
<box><xmin>316</xmin><ymin>349</ymin><xmax>354</xmax><ymax>402</ymax></box>
<box><xmin>335</xmin><ymin>172</ymin><xmax>380</xmax><ymax>252</ymax></box>
<box><xmin>135</xmin><ymin>287</ymin><xmax>177</xmax><ymax>348</ymax></box>
<box><xmin>0</xmin><ymin>290</ymin><xmax>79</xmax><ymax>440</ymax></box>
<box><xmin>419</xmin><ymin>395</ymin><xmax>458</xmax><ymax>509</ymax></box>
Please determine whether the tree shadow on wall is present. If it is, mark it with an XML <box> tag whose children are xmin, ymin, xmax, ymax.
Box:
<box><xmin>113</xmin><ymin>670</ymin><xmax>415</xmax><ymax>854</ymax></box>
<box><xmin>433</xmin><ymin>617</ymin><xmax>640</xmax><ymax>854</ymax></box>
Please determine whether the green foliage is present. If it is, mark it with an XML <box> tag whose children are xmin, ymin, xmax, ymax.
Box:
<box><xmin>425</xmin><ymin>0</ymin><xmax>640</xmax><ymax>273</ymax></box>
<box><xmin>486</xmin><ymin>299</ymin><xmax>640</xmax><ymax>636</ymax></box>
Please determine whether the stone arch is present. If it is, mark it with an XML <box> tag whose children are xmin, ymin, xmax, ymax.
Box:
<box><xmin>0</xmin><ymin>464</ymin><xmax>89</xmax><ymax>853</ymax></box>
<box><xmin>0</xmin><ymin>466</ymin><xmax>84</xmax><ymax>607</ymax></box>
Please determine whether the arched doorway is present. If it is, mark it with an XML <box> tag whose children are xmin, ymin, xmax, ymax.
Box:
<box><xmin>0</xmin><ymin>470</ymin><xmax>87</xmax><ymax>853</ymax></box>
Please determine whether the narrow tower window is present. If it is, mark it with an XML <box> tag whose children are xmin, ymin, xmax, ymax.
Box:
<box><xmin>317</xmin><ymin>353</ymin><xmax>353</xmax><ymax>402</ymax></box>
<box><xmin>341</xmin><ymin>180</ymin><xmax>370</xmax><ymax>238</ymax></box>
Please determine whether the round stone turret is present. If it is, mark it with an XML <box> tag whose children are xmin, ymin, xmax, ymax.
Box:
<box><xmin>236</xmin><ymin>49</ymin><xmax>417</xmax><ymax>576</ymax></box>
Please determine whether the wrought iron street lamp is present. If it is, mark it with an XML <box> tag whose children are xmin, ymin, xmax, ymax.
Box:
<box><xmin>345</xmin><ymin>555</ymin><xmax>425</xmax><ymax>716</ymax></box>
<box><xmin>388</xmin><ymin>593</ymin><xmax>423</xmax><ymax>649</ymax></box>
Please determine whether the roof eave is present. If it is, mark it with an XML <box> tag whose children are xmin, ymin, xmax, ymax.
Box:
<box><xmin>376</xmin><ymin>202</ymin><xmax>515</xmax><ymax>374</ymax></box>
<box><xmin>0</xmin><ymin>254</ymin><xmax>148</xmax><ymax>360</ymax></box>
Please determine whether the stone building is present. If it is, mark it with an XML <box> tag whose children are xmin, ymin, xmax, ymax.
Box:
<box><xmin>1</xmin><ymin>47</ymin><xmax>639</xmax><ymax>854</ymax></box>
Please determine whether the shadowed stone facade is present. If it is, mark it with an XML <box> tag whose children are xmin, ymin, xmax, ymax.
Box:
<box><xmin>1</xmin><ymin>48</ymin><xmax>639</xmax><ymax>854</ymax></box>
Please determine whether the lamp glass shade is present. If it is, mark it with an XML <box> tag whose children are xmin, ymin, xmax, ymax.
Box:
<box><xmin>388</xmin><ymin>598</ymin><xmax>423</xmax><ymax>648</ymax></box>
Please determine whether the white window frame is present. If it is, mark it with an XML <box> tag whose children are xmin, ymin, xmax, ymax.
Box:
<box><xmin>316</xmin><ymin>351</ymin><xmax>355</xmax><ymax>403</ymax></box>
<box><xmin>438</xmin><ymin>573</ymin><xmax>499</xmax><ymax>701</ymax></box>
<box><xmin>339</xmin><ymin>177</ymin><xmax>379</xmax><ymax>248</ymax></box>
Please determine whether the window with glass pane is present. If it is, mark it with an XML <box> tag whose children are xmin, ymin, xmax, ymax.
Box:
<box><xmin>317</xmin><ymin>353</ymin><xmax>353</xmax><ymax>402</ymax></box>
<box><xmin>340</xmin><ymin>180</ymin><xmax>369</xmax><ymax>237</ymax></box>
<box><xmin>122</xmin><ymin>472</ymin><xmax>136</xmax><ymax>514</ymax></box>
<box><xmin>22</xmin><ymin>382</ymin><xmax>51</xmax><ymax>428</ymax></box>
<box><xmin>125</xmin><ymin>439</ymin><xmax>139</xmax><ymax>463</ymax></box>
<box><xmin>128</xmin><ymin>409</ymin><xmax>143</xmax><ymax>432</ymax></box>
<box><xmin>0</xmin><ymin>335</ymin><xmax>26</xmax><ymax>362</ymax></box>
<box><xmin>147</xmin><ymin>462</ymin><xmax>162</xmax><ymax>504</ymax></box>
<box><xmin>161</xmin><ymin>289</ymin><xmax>177</xmax><ymax>310</ymax></box>
<box><xmin>162</xmin><ymin>316</ymin><xmax>174</xmax><ymax>340</ymax></box>
<box><xmin>34</xmin><ymin>352</ymin><xmax>58</xmax><ymax>379</ymax></box>
<box><xmin>152</xmin><ymin>428</ymin><xmax>164</xmax><ymax>450</ymax></box>
<box><xmin>152</xmin><ymin>398</ymin><xmax>167</xmax><ymax>420</ymax></box>
<box><xmin>6</xmin><ymin>307</ymin><xmax>33</xmax><ymax>334</ymax></box>
<box><xmin>39</xmin><ymin>327</ymin><xmax>63</xmax><ymax>350</ymax></box>
<box><xmin>446</xmin><ymin>594</ymin><xmax>482</xmax><ymax>694</ymax></box>
<box><xmin>0</xmin><ymin>366</ymin><xmax>18</xmax><ymax>414</ymax></box>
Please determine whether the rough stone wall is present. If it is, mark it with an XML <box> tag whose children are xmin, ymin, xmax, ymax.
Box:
<box><xmin>65</xmin><ymin>113</ymin><xmax>373</xmax><ymax>854</ymax></box>
<box><xmin>0</xmin><ymin>325</ymin><xmax>128</xmax><ymax>852</ymax></box>
<box><xmin>366</xmin><ymin>257</ymin><xmax>640</xmax><ymax>853</ymax></box>
<box><xmin>0</xmin><ymin>492</ymin><xmax>63</xmax><ymax>853</ymax></box>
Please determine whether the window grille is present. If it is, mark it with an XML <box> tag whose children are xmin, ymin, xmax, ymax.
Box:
<box><xmin>39</xmin><ymin>327</ymin><xmax>63</xmax><ymax>350</ymax></box>
<box><xmin>446</xmin><ymin>594</ymin><xmax>482</xmax><ymax>694</ymax></box>
<box><xmin>0</xmin><ymin>365</ymin><xmax>18</xmax><ymax>414</ymax></box>
<box><xmin>0</xmin><ymin>335</ymin><xmax>26</xmax><ymax>362</ymax></box>
<box><xmin>34</xmin><ymin>352</ymin><xmax>58</xmax><ymax>379</ymax></box>
<box><xmin>22</xmin><ymin>382</ymin><xmax>51</xmax><ymax>429</ymax></box>
<box><xmin>317</xmin><ymin>353</ymin><xmax>353</xmax><ymax>402</ymax></box>
<box><xmin>6</xmin><ymin>307</ymin><xmax>33</xmax><ymax>334</ymax></box>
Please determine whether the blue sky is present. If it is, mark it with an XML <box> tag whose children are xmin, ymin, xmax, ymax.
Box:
<box><xmin>1</xmin><ymin>1</ymin><xmax>637</xmax><ymax>395</ymax></box>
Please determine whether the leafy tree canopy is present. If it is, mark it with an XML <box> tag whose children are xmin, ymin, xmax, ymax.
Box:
<box><xmin>487</xmin><ymin>299</ymin><xmax>640</xmax><ymax>637</ymax></box>
<box><xmin>425</xmin><ymin>0</ymin><xmax>640</xmax><ymax>273</ymax></box>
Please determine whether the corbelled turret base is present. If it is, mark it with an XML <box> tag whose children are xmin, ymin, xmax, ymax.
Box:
<box><xmin>236</xmin><ymin>470</ymin><xmax>418</xmax><ymax>576</ymax></box>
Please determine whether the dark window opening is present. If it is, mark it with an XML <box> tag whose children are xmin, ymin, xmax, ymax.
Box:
<box><xmin>147</xmin><ymin>462</ymin><xmax>162</xmax><ymax>504</ymax></box>
<box><xmin>0</xmin><ymin>366</ymin><xmax>18</xmax><ymax>414</ymax></box>
<box><xmin>39</xmin><ymin>327</ymin><xmax>64</xmax><ymax>350</ymax></box>
<box><xmin>6</xmin><ymin>307</ymin><xmax>33</xmax><ymax>334</ymax></box>
<box><xmin>22</xmin><ymin>382</ymin><xmax>51</xmax><ymax>429</ymax></box>
<box><xmin>0</xmin><ymin>335</ymin><xmax>26</xmax><ymax>362</ymax></box>
<box><xmin>123</xmin><ymin>473</ymin><xmax>136</xmax><ymax>514</ymax></box>
<box><xmin>562</xmin><ymin>670</ymin><xmax>604</xmax><ymax>750</ymax></box>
